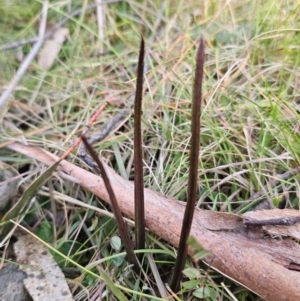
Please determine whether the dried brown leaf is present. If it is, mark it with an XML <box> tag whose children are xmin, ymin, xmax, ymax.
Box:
<box><xmin>14</xmin><ymin>231</ymin><xmax>73</xmax><ymax>301</ymax></box>
<box><xmin>38</xmin><ymin>27</ymin><xmax>69</xmax><ymax>70</ymax></box>
<box><xmin>0</xmin><ymin>161</ymin><xmax>20</xmax><ymax>210</ymax></box>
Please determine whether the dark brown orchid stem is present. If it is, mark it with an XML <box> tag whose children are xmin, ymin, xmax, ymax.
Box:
<box><xmin>81</xmin><ymin>136</ymin><xmax>140</xmax><ymax>272</ymax></box>
<box><xmin>134</xmin><ymin>37</ymin><xmax>146</xmax><ymax>259</ymax></box>
<box><xmin>169</xmin><ymin>38</ymin><xmax>205</xmax><ymax>292</ymax></box>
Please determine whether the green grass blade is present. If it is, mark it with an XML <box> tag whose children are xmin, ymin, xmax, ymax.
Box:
<box><xmin>98</xmin><ymin>267</ymin><xmax>129</xmax><ymax>301</ymax></box>
<box><xmin>0</xmin><ymin>159</ymin><xmax>62</xmax><ymax>239</ymax></box>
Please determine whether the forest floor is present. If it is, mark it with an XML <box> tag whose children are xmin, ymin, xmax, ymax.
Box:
<box><xmin>1</xmin><ymin>1</ymin><xmax>300</xmax><ymax>300</ymax></box>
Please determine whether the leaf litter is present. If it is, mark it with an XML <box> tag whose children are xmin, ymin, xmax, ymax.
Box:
<box><xmin>13</xmin><ymin>231</ymin><xmax>73</xmax><ymax>301</ymax></box>
<box><xmin>37</xmin><ymin>27</ymin><xmax>69</xmax><ymax>71</ymax></box>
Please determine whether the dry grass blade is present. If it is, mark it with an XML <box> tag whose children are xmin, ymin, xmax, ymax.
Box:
<box><xmin>81</xmin><ymin>136</ymin><xmax>140</xmax><ymax>270</ymax></box>
<box><xmin>169</xmin><ymin>38</ymin><xmax>204</xmax><ymax>291</ymax></box>
<box><xmin>0</xmin><ymin>1</ymin><xmax>49</xmax><ymax>119</ymax></box>
<box><xmin>38</xmin><ymin>27</ymin><xmax>69</xmax><ymax>71</ymax></box>
<box><xmin>134</xmin><ymin>37</ymin><xmax>145</xmax><ymax>255</ymax></box>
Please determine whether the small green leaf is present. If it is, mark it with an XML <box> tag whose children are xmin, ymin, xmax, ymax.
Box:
<box><xmin>182</xmin><ymin>267</ymin><xmax>200</xmax><ymax>279</ymax></box>
<box><xmin>110</xmin><ymin>236</ymin><xmax>121</xmax><ymax>251</ymax></box>
<box><xmin>34</xmin><ymin>221</ymin><xmax>53</xmax><ymax>242</ymax></box>
<box><xmin>182</xmin><ymin>279</ymin><xmax>202</xmax><ymax>289</ymax></box>
<box><xmin>113</xmin><ymin>254</ymin><xmax>124</xmax><ymax>267</ymax></box>
<box><xmin>193</xmin><ymin>287</ymin><xmax>218</xmax><ymax>300</ymax></box>
<box><xmin>87</xmin><ymin>217</ymin><xmax>98</xmax><ymax>231</ymax></box>
<box><xmin>209</xmin><ymin>288</ymin><xmax>218</xmax><ymax>300</ymax></box>
<box><xmin>193</xmin><ymin>287</ymin><xmax>211</xmax><ymax>298</ymax></box>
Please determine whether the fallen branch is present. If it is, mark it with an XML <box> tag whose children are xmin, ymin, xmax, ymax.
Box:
<box><xmin>7</xmin><ymin>141</ymin><xmax>300</xmax><ymax>301</ymax></box>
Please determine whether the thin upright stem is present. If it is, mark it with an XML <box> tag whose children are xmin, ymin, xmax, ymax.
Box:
<box><xmin>134</xmin><ymin>38</ymin><xmax>146</xmax><ymax>258</ymax></box>
<box><xmin>169</xmin><ymin>38</ymin><xmax>205</xmax><ymax>292</ymax></box>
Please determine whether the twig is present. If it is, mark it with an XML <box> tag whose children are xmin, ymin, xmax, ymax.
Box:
<box><xmin>62</xmin><ymin>102</ymin><xmax>107</xmax><ymax>160</ymax></box>
<box><xmin>80</xmin><ymin>103</ymin><xmax>108</xmax><ymax>136</ymax></box>
<box><xmin>244</xmin><ymin>216</ymin><xmax>300</xmax><ymax>226</ymax></box>
<box><xmin>89</xmin><ymin>108</ymin><xmax>129</xmax><ymax>145</ymax></box>
<box><xmin>78</xmin><ymin>107</ymin><xmax>129</xmax><ymax>166</ymax></box>
<box><xmin>0</xmin><ymin>1</ymin><xmax>49</xmax><ymax>114</ymax></box>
